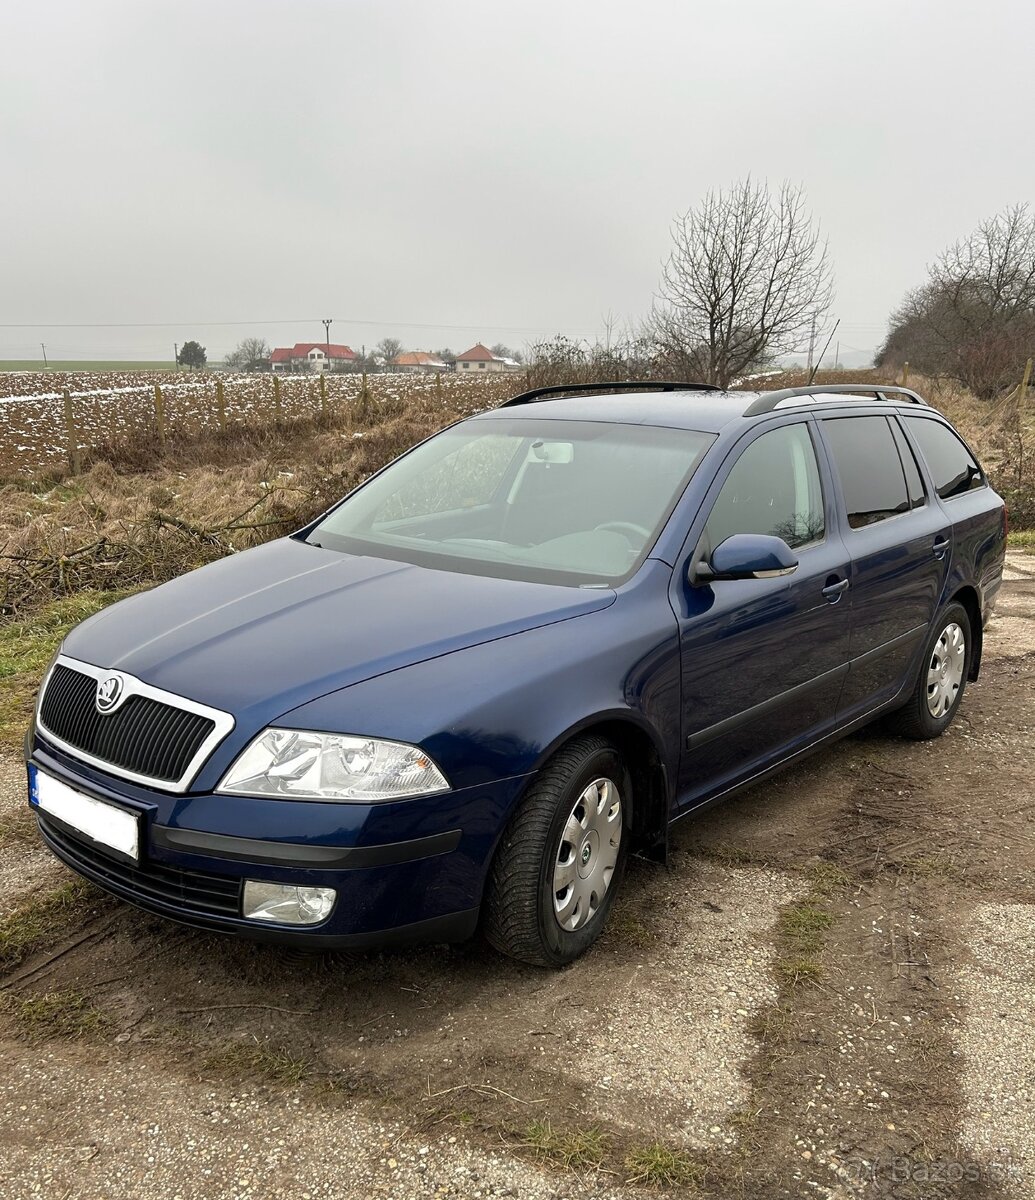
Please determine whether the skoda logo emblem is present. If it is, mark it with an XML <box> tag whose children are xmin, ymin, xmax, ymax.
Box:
<box><xmin>95</xmin><ymin>673</ymin><xmax>125</xmax><ymax>714</ymax></box>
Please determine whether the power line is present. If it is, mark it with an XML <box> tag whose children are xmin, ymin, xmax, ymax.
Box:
<box><xmin>0</xmin><ymin>317</ymin><xmax>609</xmax><ymax>335</ymax></box>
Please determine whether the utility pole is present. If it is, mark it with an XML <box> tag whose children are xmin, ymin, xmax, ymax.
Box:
<box><xmin>41</xmin><ymin>342</ymin><xmax>48</xmax><ymax>369</ymax></box>
<box><xmin>806</xmin><ymin>317</ymin><xmax>816</xmax><ymax>375</ymax></box>
<box><xmin>322</xmin><ymin>319</ymin><xmax>333</xmax><ymax>373</ymax></box>
<box><xmin>174</xmin><ymin>343</ymin><xmax>179</xmax><ymax>371</ymax></box>
<box><xmin>834</xmin><ymin>341</ymin><xmax>840</xmax><ymax>370</ymax></box>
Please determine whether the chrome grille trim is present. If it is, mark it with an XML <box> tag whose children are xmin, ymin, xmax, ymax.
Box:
<box><xmin>36</xmin><ymin>654</ymin><xmax>236</xmax><ymax>793</ymax></box>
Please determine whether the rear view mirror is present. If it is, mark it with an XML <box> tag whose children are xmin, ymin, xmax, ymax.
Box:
<box><xmin>693</xmin><ymin>533</ymin><xmax>799</xmax><ymax>584</ymax></box>
<box><xmin>527</xmin><ymin>440</ymin><xmax>574</xmax><ymax>465</ymax></box>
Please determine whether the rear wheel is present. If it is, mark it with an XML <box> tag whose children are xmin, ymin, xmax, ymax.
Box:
<box><xmin>484</xmin><ymin>736</ymin><xmax>630</xmax><ymax>967</ymax></box>
<box><xmin>887</xmin><ymin>602</ymin><xmax>972</xmax><ymax>740</ymax></box>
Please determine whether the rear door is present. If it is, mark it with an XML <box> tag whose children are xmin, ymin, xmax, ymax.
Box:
<box><xmin>900</xmin><ymin>413</ymin><xmax>1006</xmax><ymax>619</ymax></box>
<box><xmin>817</xmin><ymin>411</ymin><xmax>950</xmax><ymax>718</ymax></box>
<box><xmin>673</xmin><ymin>419</ymin><xmax>853</xmax><ymax>807</ymax></box>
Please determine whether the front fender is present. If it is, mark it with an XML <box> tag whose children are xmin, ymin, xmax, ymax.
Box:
<box><xmin>278</xmin><ymin>561</ymin><xmax>682</xmax><ymax>800</ymax></box>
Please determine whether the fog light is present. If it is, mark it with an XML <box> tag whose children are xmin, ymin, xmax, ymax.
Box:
<box><xmin>242</xmin><ymin>881</ymin><xmax>336</xmax><ymax>926</ymax></box>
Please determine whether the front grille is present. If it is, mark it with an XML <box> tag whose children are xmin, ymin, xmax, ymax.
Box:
<box><xmin>38</xmin><ymin>813</ymin><xmax>242</xmax><ymax>918</ymax></box>
<box><xmin>39</xmin><ymin>663</ymin><xmax>216</xmax><ymax>784</ymax></box>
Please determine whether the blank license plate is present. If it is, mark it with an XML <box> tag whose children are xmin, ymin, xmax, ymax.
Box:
<box><xmin>29</xmin><ymin>765</ymin><xmax>140</xmax><ymax>862</ymax></box>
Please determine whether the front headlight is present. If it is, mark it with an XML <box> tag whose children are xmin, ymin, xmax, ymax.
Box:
<box><xmin>218</xmin><ymin>728</ymin><xmax>450</xmax><ymax>802</ymax></box>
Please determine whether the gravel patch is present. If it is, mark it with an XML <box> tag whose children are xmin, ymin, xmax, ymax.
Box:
<box><xmin>570</xmin><ymin>862</ymin><xmax>802</xmax><ymax>1149</ymax></box>
<box><xmin>0</xmin><ymin>1046</ymin><xmax>635</xmax><ymax>1200</ymax></box>
<box><xmin>986</xmin><ymin>615</ymin><xmax>1035</xmax><ymax>657</ymax></box>
<box><xmin>1003</xmin><ymin>552</ymin><xmax>1035</xmax><ymax>582</ymax></box>
<box><xmin>957</xmin><ymin>902</ymin><xmax>1035</xmax><ymax>1195</ymax></box>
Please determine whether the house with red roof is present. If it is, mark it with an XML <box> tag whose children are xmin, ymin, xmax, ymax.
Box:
<box><xmin>455</xmin><ymin>343</ymin><xmax>522</xmax><ymax>373</ymax></box>
<box><xmin>390</xmin><ymin>351</ymin><xmax>449</xmax><ymax>373</ymax></box>
<box><xmin>270</xmin><ymin>342</ymin><xmax>357</xmax><ymax>373</ymax></box>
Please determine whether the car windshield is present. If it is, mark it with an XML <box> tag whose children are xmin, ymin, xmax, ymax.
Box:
<box><xmin>306</xmin><ymin>417</ymin><xmax>714</xmax><ymax>585</ymax></box>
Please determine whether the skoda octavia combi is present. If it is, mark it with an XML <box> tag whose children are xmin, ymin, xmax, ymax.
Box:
<box><xmin>26</xmin><ymin>381</ymin><xmax>1006</xmax><ymax>965</ymax></box>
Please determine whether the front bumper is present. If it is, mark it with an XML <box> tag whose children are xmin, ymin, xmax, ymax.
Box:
<box><xmin>27</xmin><ymin>734</ymin><xmax>530</xmax><ymax>948</ymax></box>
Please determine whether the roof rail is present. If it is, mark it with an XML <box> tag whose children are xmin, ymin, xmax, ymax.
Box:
<box><xmin>502</xmin><ymin>380</ymin><xmax>721</xmax><ymax>407</ymax></box>
<box><xmin>744</xmin><ymin>384</ymin><xmax>927</xmax><ymax>417</ymax></box>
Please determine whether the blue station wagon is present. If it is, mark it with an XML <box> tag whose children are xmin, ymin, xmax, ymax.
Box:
<box><xmin>26</xmin><ymin>382</ymin><xmax>1006</xmax><ymax>965</ymax></box>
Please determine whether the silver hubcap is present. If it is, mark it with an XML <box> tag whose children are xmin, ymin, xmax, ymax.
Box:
<box><xmin>552</xmin><ymin>777</ymin><xmax>622</xmax><ymax>931</ymax></box>
<box><xmin>926</xmin><ymin>621</ymin><xmax>965</xmax><ymax>718</ymax></box>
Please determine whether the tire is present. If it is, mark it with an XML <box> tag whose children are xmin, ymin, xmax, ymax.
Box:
<box><xmin>886</xmin><ymin>601</ymin><xmax>972</xmax><ymax>740</ymax></box>
<box><xmin>484</xmin><ymin>736</ymin><xmax>631</xmax><ymax>967</ymax></box>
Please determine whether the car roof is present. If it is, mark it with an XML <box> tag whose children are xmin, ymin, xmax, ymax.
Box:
<box><xmin>470</xmin><ymin>389</ymin><xmax>759</xmax><ymax>434</ymax></box>
<box><xmin>468</xmin><ymin>383</ymin><xmax>934</xmax><ymax>436</ymax></box>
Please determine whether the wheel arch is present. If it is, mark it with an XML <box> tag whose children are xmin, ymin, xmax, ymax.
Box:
<box><xmin>532</xmin><ymin>713</ymin><xmax>673</xmax><ymax>860</ymax></box>
<box><xmin>949</xmin><ymin>584</ymin><xmax>983</xmax><ymax>680</ymax></box>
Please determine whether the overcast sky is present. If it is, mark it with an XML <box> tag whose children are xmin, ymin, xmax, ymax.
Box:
<box><xmin>2</xmin><ymin>0</ymin><xmax>1033</xmax><ymax>364</ymax></box>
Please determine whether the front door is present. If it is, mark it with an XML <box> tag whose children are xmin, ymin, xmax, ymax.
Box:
<box><xmin>672</xmin><ymin>419</ymin><xmax>853</xmax><ymax>808</ymax></box>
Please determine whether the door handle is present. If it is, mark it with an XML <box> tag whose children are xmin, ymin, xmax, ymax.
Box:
<box><xmin>933</xmin><ymin>535</ymin><xmax>950</xmax><ymax>560</ymax></box>
<box><xmin>822</xmin><ymin>577</ymin><xmax>850</xmax><ymax>602</ymax></box>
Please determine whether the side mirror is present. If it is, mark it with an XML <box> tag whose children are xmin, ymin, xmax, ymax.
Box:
<box><xmin>694</xmin><ymin>533</ymin><xmax>799</xmax><ymax>584</ymax></box>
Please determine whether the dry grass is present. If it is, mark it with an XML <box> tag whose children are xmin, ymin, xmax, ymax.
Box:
<box><xmin>624</xmin><ymin>1142</ymin><xmax>703</xmax><ymax>1189</ymax></box>
<box><xmin>522</xmin><ymin>1119</ymin><xmax>609</xmax><ymax>1170</ymax></box>
<box><xmin>1</xmin><ymin>988</ymin><xmax>110</xmax><ymax>1042</ymax></box>
<box><xmin>0</xmin><ymin>878</ymin><xmax>100</xmax><ymax>972</ymax></box>
<box><xmin>200</xmin><ymin>1040</ymin><xmax>311</xmax><ymax>1086</ymax></box>
<box><xmin>0</xmin><ymin>381</ymin><xmax>498</xmax><ymax>617</ymax></box>
<box><xmin>695</xmin><ymin>842</ymin><xmax>768</xmax><ymax>867</ymax></box>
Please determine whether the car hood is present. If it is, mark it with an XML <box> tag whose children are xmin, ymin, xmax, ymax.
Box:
<box><xmin>62</xmin><ymin>537</ymin><xmax>616</xmax><ymax>722</ymax></box>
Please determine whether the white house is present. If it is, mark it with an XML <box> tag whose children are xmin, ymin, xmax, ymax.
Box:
<box><xmin>270</xmin><ymin>343</ymin><xmax>358</xmax><ymax>373</ymax></box>
<box><xmin>455</xmin><ymin>343</ymin><xmax>522</xmax><ymax>373</ymax></box>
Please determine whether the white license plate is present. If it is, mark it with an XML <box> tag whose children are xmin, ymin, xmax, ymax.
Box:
<box><xmin>30</xmin><ymin>766</ymin><xmax>140</xmax><ymax>862</ymax></box>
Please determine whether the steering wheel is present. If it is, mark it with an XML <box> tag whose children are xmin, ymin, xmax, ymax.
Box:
<box><xmin>594</xmin><ymin>521</ymin><xmax>650</xmax><ymax>543</ymax></box>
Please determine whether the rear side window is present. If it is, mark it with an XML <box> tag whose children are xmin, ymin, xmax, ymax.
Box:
<box><xmin>903</xmin><ymin>417</ymin><xmax>985</xmax><ymax>499</ymax></box>
<box><xmin>822</xmin><ymin>416</ymin><xmax>909</xmax><ymax>529</ymax></box>
<box><xmin>706</xmin><ymin>423</ymin><xmax>825</xmax><ymax>550</ymax></box>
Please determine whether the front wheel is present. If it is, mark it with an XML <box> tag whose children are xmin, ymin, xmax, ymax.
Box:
<box><xmin>887</xmin><ymin>602</ymin><xmax>972</xmax><ymax>740</ymax></box>
<box><xmin>484</xmin><ymin>736</ymin><xmax>630</xmax><ymax>967</ymax></box>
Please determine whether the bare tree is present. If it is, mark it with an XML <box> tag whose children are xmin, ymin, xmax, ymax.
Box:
<box><xmin>651</xmin><ymin>179</ymin><xmax>833</xmax><ymax>388</ymax></box>
<box><xmin>224</xmin><ymin>337</ymin><xmax>271</xmax><ymax>372</ymax></box>
<box><xmin>880</xmin><ymin>205</ymin><xmax>1035</xmax><ymax>397</ymax></box>
<box><xmin>375</xmin><ymin>337</ymin><xmax>403</xmax><ymax>369</ymax></box>
<box><xmin>523</xmin><ymin>332</ymin><xmax>659</xmax><ymax>389</ymax></box>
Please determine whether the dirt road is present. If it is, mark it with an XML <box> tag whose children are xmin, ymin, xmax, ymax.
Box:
<box><xmin>2</xmin><ymin>556</ymin><xmax>1034</xmax><ymax>1199</ymax></box>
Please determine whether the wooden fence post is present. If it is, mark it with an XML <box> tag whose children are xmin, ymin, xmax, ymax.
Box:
<box><xmin>901</xmin><ymin>361</ymin><xmax>910</xmax><ymax>387</ymax></box>
<box><xmin>1018</xmin><ymin>357</ymin><xmax>1032</xmax><ymax>407</ymax></box>
<box><xmin>319</xmin><ymin>372</ymin><xmax>328</xmax><ymax>419</ymax></box>
<box><xmin>273</xmin><ymin>374</ymin><xmax>282</xmax><ymax>423</ymax></box>
<box><xmin>216</xmin><ymin>377</ymin><xmax>227</xmax><ymax>431</ymax></box>
<box><xmin>153</xmin><ymin>384</ymin><xmax>165</xmax><ymax>446</ymax></box>
<box><xmin>63</xmin><ymin>388</ymin><xmax>81</xmax><ymax>474</ymax></box>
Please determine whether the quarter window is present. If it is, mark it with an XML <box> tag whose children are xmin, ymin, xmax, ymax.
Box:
<box><xmin>822</xmin><ymin>416</ymin><xmax>910</xmax><ymax>529</ymax></box>
<box><xmin>890</xmin><ymin>418</ymin><xmax>926</xmax><ymax>509</ymax></box>
<box><xmin>706</xmin><ymin>423</ymin><xmax>825</xmax><ymax>551</ymax></box>
<box><xmin>903</xmin><ymin>417</ymin><xmax>985</xmax><ymax>499</ymax></box>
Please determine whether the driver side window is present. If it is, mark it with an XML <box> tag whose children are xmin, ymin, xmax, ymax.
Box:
<box><xmin>706</xmin><ymin>423</ymin><xmax>825</xmax><ymax>551</ymax></box>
